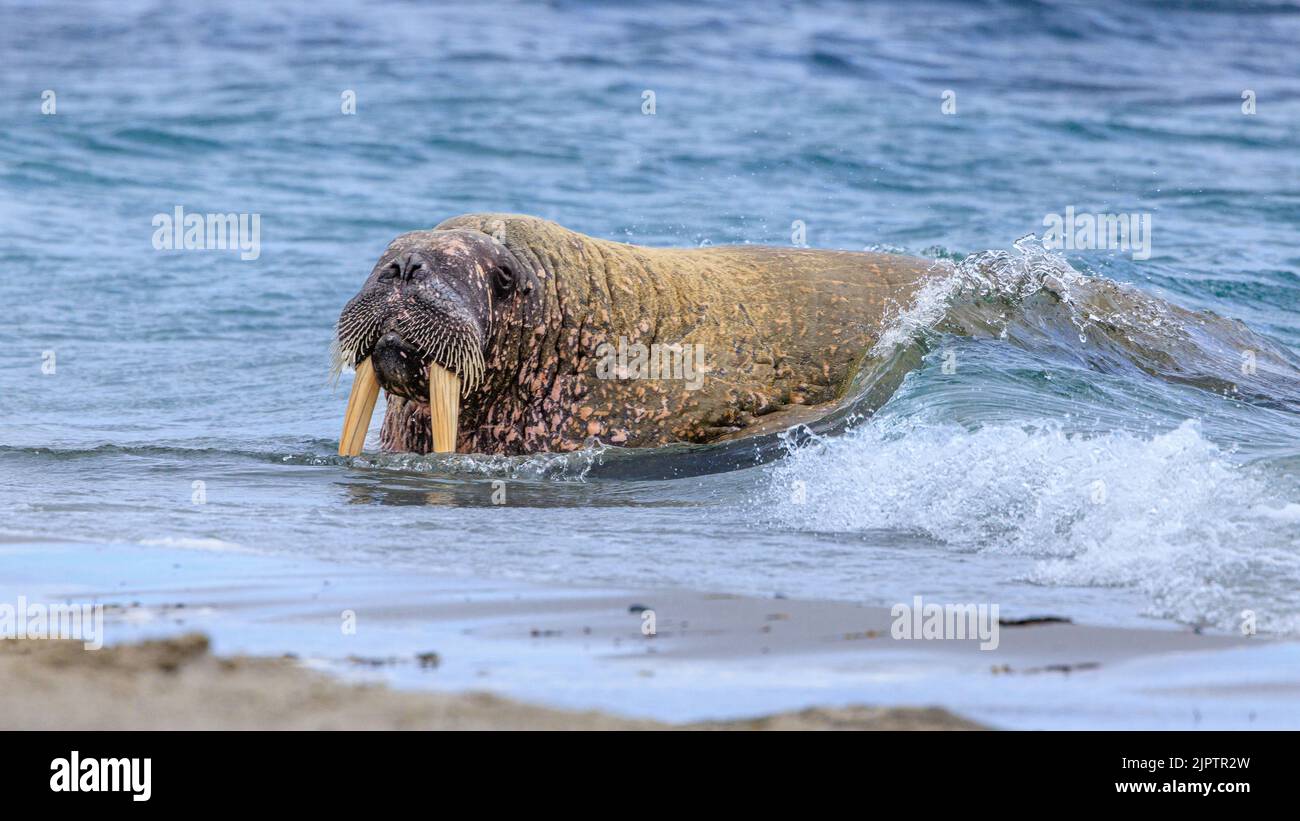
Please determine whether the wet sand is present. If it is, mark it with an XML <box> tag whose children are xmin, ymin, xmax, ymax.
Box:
<box><xmin>0</xmin><ymin>633</ymin><xmax>982</xmax><ymax>730</ymax></box>
<box><xmin>0</xmin><ymin>540</ymin><xmax>1295</xmax><ymax>730</ymax></box>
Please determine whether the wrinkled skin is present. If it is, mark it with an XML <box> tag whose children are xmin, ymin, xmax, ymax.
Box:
<box><xmin>336</xmin><ymin>214</ymin><xmax>934</xmax><ymax>455</ymax></box>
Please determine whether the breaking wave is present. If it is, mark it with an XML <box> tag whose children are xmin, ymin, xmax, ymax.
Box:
<box><xmin>759</xmin><ymin>240</ymin><xmax>1300</xmax><ymax>634</ymax></box>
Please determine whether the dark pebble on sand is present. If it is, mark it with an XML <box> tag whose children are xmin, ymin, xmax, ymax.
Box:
<box><xmin>998</xmin><ymin>615</ymin><xmax>1072</xmax><ymax>627</ymax></box>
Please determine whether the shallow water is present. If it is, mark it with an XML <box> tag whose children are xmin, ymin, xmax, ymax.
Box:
<box><xmin>2</xmin><ymin>0</ymin><xmax>1299</xmax><ymax>634</ymax></box>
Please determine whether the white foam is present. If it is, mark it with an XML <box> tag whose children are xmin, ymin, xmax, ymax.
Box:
<box><xmin>139</xmin><ymin>536</ymin><xmax>255</xmax><ymax>554</ymax></box>
<box><xmin>763</xmin><ymin>418</ymin><xmax>1300</xmax><ymax>634</ymax></box>
<box><xmin>869</xmin><ymin>236</ymin><xmax>1084</xmax><ymax>357</ymax></box>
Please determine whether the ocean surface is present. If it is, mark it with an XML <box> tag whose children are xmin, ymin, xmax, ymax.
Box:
<box><xmin>2</xmin><ymin>0</ymin><xmax>1299</xmax><ymax>635</ymax></box>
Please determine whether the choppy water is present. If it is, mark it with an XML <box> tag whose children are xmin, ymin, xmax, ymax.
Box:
<box><xmin>2</xmin><ymin>0</ymin><xmax>1299</xmax><ymax>633</ymax></box>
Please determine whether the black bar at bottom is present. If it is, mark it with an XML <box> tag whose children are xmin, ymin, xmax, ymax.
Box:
<box><xmin>2</xmin><ymin>730</ymin><xmax>1285</xmax><ymax>806</ymax></box>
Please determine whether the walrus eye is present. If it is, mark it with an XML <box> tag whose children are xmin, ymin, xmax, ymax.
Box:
<box><xmin>491</xmin><ymin>265</ymin><xmax>517</xmax><ymax>298</ymax></box>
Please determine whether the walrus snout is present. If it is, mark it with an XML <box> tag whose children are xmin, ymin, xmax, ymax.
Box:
<box><xmin>371</xmin><ymin>331</ymin><xmax>428</xmax><ymax>402</ymax></box>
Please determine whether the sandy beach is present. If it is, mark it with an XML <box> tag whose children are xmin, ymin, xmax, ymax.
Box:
<box><xmin>0</xmin><ymin>633</ymin><xmax>983</xmax><ymax>730</ymax></box>
<box><xmin>2</xmin><ymin>540</ymin><xmax>1294</xmax><ymax>730</ymax></box>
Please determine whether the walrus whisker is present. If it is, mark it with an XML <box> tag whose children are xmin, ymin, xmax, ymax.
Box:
<box><xmin>331</xmin><ymin>300</ymin><xmax>386</xmax><ymax>384</ymax></box>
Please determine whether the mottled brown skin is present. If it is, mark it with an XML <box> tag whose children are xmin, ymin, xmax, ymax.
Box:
<box><xmin>339</xmin><ymin>214</ymin><xmax>935</xmax><ymax>455</ymax></box>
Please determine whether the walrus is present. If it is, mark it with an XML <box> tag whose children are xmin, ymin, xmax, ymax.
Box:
<box><xmin>334</xmin><ymin>213</ymin><xmax>936</xmax><ymax>456</ymax></box>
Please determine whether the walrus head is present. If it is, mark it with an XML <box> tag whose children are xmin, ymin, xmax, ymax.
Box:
<box><xmin>334</xmin><ymin>228</ymin><xmax>541</xmax><ymax>455</ymax></box>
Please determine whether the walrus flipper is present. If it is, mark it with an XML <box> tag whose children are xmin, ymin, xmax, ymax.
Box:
<box><xmin>710</xmin><ymin>402</ymin><xmax>839</xmax><ymax>442</ymax></box>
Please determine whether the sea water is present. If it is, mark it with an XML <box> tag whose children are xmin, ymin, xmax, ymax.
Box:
<box><xmin>2</xmin><ymin>0</ymin><xmax>1298</xmax><ymax>634</ymax></box>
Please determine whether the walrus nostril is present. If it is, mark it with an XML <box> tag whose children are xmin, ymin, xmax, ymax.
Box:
<box><xmin>396</xmin><ymin>252</ymin><xmax>425</xmax><ymax>282</ymax></box>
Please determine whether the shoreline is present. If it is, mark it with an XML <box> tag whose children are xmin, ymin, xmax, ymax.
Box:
<box><xmin>1</xmin><ymin>540</ymin><xmax>1295</xmax><ymax>730</ymax></box>
<box><xmin>0</xmin><ymin>633</ymin><xmax>983</xmax><ymax>730</ymax></box>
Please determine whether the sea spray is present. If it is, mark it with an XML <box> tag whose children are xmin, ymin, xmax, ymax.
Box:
<box><xmin>763</xmin><ymin>417</ymin><xmax>1300</xmax><ymax>634</ymax></box>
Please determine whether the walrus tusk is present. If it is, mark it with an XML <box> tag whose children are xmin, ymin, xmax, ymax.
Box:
<box><xmin>428</xmin><ymin>362</ymin><xmax>460</xmax><ymax>453</ymax></box>
<box><xmin>338</xmin><ymin>357</ymin><xmax>380</xmax><ymax>457</ymax></box>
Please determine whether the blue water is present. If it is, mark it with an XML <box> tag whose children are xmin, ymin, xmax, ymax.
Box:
<box><xmin>2</xmin><ymin>0</ymin><xmax>1299</xmax><ymax>633</ymax></box>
